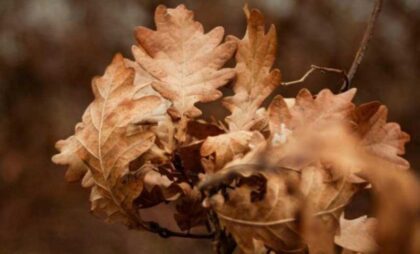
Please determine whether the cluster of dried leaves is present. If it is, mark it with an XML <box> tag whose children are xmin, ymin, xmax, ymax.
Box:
<box><xmin>52</xmin><ymin>4</ymin><xmax>420</xmax><ymax>254</ymax></box>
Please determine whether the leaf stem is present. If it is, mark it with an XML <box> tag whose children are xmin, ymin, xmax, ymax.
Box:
<box><xmin>281</xmin><ymin>65</ymin><xmax>349</xmax><ymax>92</ymax></box>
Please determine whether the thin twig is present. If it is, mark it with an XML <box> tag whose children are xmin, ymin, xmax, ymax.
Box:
<box><xmin>343</xmin><ymin>0</ymin><xmax>383</xmax><ymax>89</ymax></box>
<box><xmin>282</xmin><ymin>0</ymin><xmax>383</xmax><ymax>92</ymax></box>
<box><xmin>281</xmin><ymin>65</ymin><xmax>349</xmax><ymax>92</ymax></box>
<box><xmin>146</xmin><ymin>221</ymin><xmax>215</xmax><ymax>239</ymax></box>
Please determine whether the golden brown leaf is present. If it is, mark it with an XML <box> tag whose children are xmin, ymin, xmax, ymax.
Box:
<box><xmin>268</xmin><ymin>89</ymin><xmax>357</xmax><ymax>142</ymax></box>
<box><xmin>133</xmin><ymin>4</ymin><xmax>236</xmax><ymax>118</ymax></box>
<box><xmin>53</xmin><ymin>54</ymin><xmax>168</xmax><ymax>227</ymax></box>
<box><xmin>353</xmin><ymin>102</ymin><xmax>410</xmax><ymax>169</ymax></box>
<box><xmin>200</xmin><ymin>164</ymin><xmax>305</xmax><ymax>254</ymax></box>
<box><xmin>223</xmin><ymin>6</ymin><xmax>281</xmax><ymax>131</ymax></box>
<box><xmin>52</xmin><ymin>135</ymin><xmax>88</xmax><ymax>182</ymax></box>
<box><xmin>200</xmin><ymin>131</ymin><xmax>264</xmax><ymax>173</ymax></box>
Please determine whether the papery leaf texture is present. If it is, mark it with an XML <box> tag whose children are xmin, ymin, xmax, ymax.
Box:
<box><xmin>53</xmin><ymin>54</ymin><xmax>167</xmax><ymax>226</ymax></box>
<box><xmin>133</xmin><ymin>4</ymin><xmax>237</xmax><ymax>118</ymax></box>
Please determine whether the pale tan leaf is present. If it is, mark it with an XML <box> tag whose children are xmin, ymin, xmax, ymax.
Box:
<box><xmin>133</xmin><ymin>4</ymin><xmax>236</xmax><ymax>118</ymax></box>
<box><xmin>52</xmin><ymin>135</ymin><xmax>88</xmax><ymax>182</ymax></box>
<box><xmin>223</xmin><ymin>6</ymin><xmax>281</xmax><ymax>131</ymax></box>
<box><xmin>334</xmin><ymin>215</ymin><xmax>378</xmax><ymax>253</ymax></box>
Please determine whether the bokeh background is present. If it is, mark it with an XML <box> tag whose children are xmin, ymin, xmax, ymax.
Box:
<box><xmin>1</xmin><ymin>0</ymin><xmax>419</xmax><ymax>253</ymax></box>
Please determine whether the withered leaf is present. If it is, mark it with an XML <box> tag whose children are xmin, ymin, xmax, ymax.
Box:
<box><xmin>223</xmin><ymin>6</ymin><xmax>281</xmax><ymax>131</ymax></box>
<box><xmin>268</xmin><ymin>89</ymin><xmax>356</xmax><ymax>141</ymax></box>
<box><xmin>200</xmin><ymin>163</ymin><xmax>305</xmax><ymax>254</ymax></box>
<box><xmin>174</xmin><ymin>187</ymin><xmax>208</xmax><ymax>231</ymax></box>
<box><xmin>53</xmin><ymin>54</ymin><xmax>164</xmax><ymax>227</ymax></box>
<box><xmin>186</xmin><ymin>120</ymin><xmax>224</xmax><ymax>140</ymax></box>
<box><xmin>52</xmin><ymin>135</ymin><xmax>88</xmax><ymax>182</ymax></box>
<box><xmin>133</xmin><ymin>4</ymin><xmax>237</xmax><ymax>118</ymax></box>
<box><xmin>200</xmin><ymin>131</ymin><xmax>264</xmax><ymax>173</ymax></box>
<box><xmin>353</xmin><ymin>102</ymin><xmax>410</xmax><ymax>169</ymax></box>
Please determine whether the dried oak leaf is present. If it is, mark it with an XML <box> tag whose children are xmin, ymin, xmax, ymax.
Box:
<box><xmin>133</xmin><ymin>4</ymin><xmax>237</xmax><ymax>119</ymax></box>
<box><xmin>200</xmin><ymin>131</ymin><xmax>264</xmax><ymax>173</ymax></box>
<box><xmin>53</xmin><ymin>135</ymin><xmax>89</xmax><ymax>182</ymax></box>
<box><xmin>53</xmin><ymin>54</ymin><xmax>170</xmax><ymax>227</ymax></box>
<box><xmin>135</xmin><ymin>164</ymin><xmax>184</xmax><ymax>209</ymax></box>
<box><xmin>223</xmin><ymin>6</ymin><xmax>281</xmax><ymax>131</ymax></box>
<box><xmin>353</xmin><ymin>101</ymin><xmax>410</xmax><ymax>169</ymax></box>
<box><xmin>200</xmin><ymin>160</ymin><xmax>305</xmax><ymax>254</ymax></box>
<box><xmin>268</xmin><ymin>88</ymin><xmax>357</xmax><ymax>143</ymax></box>
<box><xmin>201</xmin><ymin>88</ymin><xmax>367</xmax><ymax>253</ymax></box>
<box><xmin>334</xmin><ymin>215</ymin><xmax>378</xmax><ymax>253</ymax></box>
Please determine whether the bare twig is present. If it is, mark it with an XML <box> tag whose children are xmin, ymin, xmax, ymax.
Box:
<box><xmin>146</xmin><ymin>221</ymin><xmax>215</xmax><ymax>239</ymax></box>
<box><xmin>282</xmin><ymin>0</ymin><xmax>383</xmax><ymax>92</ymax></box>
<box><xmin>281</xmin><ymin>65</ymin><xmax>349</xmax><ymax>92</ymax></box>
<box><xmin>344</xmin><ymin>0</ymin><xmax>383</xmax><ymax>88</ymax></box>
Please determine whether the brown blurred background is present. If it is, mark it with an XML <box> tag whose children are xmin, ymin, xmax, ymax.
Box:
<box><xmin>0</xmin><ymin>0</ymin><xmax>419</xmax><ymax>253</ymax></box>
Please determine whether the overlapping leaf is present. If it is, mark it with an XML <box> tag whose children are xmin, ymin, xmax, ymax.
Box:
<box><xmin>200</xmin><ymin>131</ymin><xmax>264</xmax><ymax>173</ymax></box>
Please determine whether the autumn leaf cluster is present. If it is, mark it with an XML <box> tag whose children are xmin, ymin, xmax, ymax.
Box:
<box><xmin>52</xmin><ymin>4</ymin><xmax>419</xmax><ymax>254</ymax></box>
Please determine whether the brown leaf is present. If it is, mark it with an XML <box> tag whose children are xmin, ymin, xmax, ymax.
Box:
<box><xmin>353</xmin><ymin>102</ymin><xmax>410</xmax><ymax>169</ymax></box>
<box><xmin>200</xmin><ymin>131</ymin><xmax>264</xmax><ymax>173</ymax></box>
<box><xmin>133</xmin><ymin>4</ymin><xmax>236</xmax><ymax>118</ymax></box>
<box><xmin>334</xmin><ymin>215</ymin><xmax>378</xmax><ymax>253</ymax></box>
<box><xmin>199</xmin><ymin>121</ymin><xmax>362</xmax><ymax>254</ymax></box>
<box><xmin>268</xmin><ymin>89</ymin><xmax>356</xmax><ymax>142</ymax></box>
<box><xmin>223</xmin><ymin>6</ymin><xmax>281</xmax><ymax>131</ymax></box>
<box><xmin>53</xmin><ymin>54</ymin><xmax>165</xmax><ymax>227</ymax></box>
<box><xmin>187</xmin><ymin>120</ymin><xmax>225</xmax><ymax>140</ymax></box>
<box><xmin>200</xmin><ymin>164</ymin><xmax>305</xmax><ymax>254</ymax></box>
<box><xmin>174</xmin><ymin>187</ymin><xmax>208</xmax><ymax>231</ymax></box>
<box><xmin>52</xmin><ymin>135</ymin><xmax>88</xmax><ymax>182</ymax></box>
<box><xmin>135</xmin><ymin>164</ymin><xmax>183</xmax><ymax>209</ymax></box>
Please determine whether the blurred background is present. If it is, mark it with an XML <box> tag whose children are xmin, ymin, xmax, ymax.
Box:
<box><xmin>0</xmin><ymin>0</ymin><xmax>419</xmax><ymax>253</ymax></box>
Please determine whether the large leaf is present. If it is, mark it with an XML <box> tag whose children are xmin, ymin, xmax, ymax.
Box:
<box><xmin>53</xmin><ymin>54</ymin><xmax>167</xmax><ymax>227</ymax></box>
<box><xmin>133</xmin><ymin>4</ymin><xmax>237</xmax><ymax>118</ymax></box>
